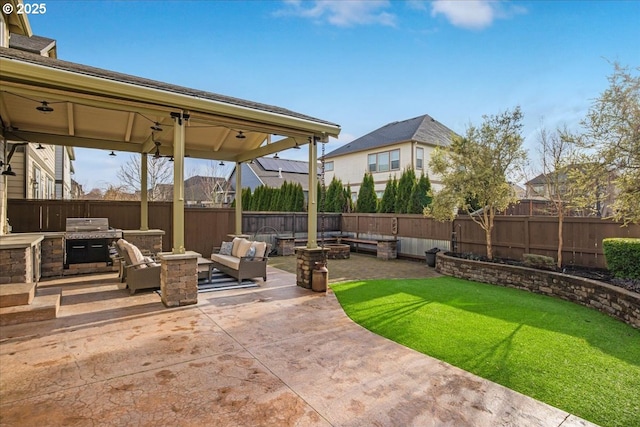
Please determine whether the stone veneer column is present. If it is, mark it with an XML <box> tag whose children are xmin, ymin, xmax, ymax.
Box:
<box><xmin>157</xmin><ymin>251</ymin><xmax>199</xmax><ymax>307</ymax></box>
<box><xmin>377</xmin><ymin>240</ymin><xmax>397</xmax><ymax>260</ymax></box>
<box><xmin>295</xmin><ymin>247</ymin><xmax>329</xmax><ymax>289</ymax></box>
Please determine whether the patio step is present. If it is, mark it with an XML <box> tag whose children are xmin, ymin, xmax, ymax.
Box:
<box><xmin>0</xmin><ymin>287</ymin><xmax>61</xmax><ymax>326</ymax></box>
<box><xmin>0</xmin><ymin>283</ymin><xmax>36</xmax><ymax>308</ymax></box>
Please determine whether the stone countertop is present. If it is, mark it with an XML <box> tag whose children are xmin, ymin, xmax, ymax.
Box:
<box><xmin>0</xmin><ymin>234</ymin><xmax>45</xmax><ymax>249</ymax></box>
<box><xmin>122</xmin><ymin>229</ymin><xmax>166</xmax><ymax>236</ymax></box>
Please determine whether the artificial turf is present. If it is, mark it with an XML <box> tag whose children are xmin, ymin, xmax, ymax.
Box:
<box><xmin>331</xmin><ymin>277</ymin><xmax>640</xmax><ymax>427</ymax></box>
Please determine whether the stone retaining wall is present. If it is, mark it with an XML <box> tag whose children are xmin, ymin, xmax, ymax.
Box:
<box><xmin>436</xmin><ymin>252</ymin><xmax>640</xmax><ymax>329</ymax></box>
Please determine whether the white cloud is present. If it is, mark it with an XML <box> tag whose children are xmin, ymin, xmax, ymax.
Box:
<box><xmin>430</xmin><ymin>0</ymin><xmax>526</xmax><ymax>30</ymax></box>
<box><xmin>277</xmin><ymin>0</ymin><xmax>396</xmax><ymax>27</ymax></box>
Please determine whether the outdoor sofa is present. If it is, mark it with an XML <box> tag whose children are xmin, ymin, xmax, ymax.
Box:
<box><xmin>211</xmin><ymin>237</ymin><xmax>271</xmax><ymax>284</ymax></box>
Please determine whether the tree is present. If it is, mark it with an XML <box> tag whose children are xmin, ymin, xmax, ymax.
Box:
<box><xmin>343</xmin><ymin>184</ymin><xmax>354</xmax><ymax>213</ymax></box>
<box><xmin>569</xmin><ymin>63</ymin><xmax>640</xmax><ymax>225</ymax></box>
<box><xmin>103</xmin><ymin>184</ymin><xmax>137</xmax><ymax>201</ymax></box>
<box><xmin>293</xmin><ymin>183</ymin><xmax>305</xmax><ymax>212</ymax></box>
<box><xmin>395</xmin><ymin>167</ymin><xmax>416</xmax><ymax>214</ymax></box>
<box><xmin>533</xmin><ymin>125</ymin><xmax>578</xmax><ymax>268</ymax></box>
<box><xmin>324</xmin><ymin>177</ymin><xmax>341</xmax><ymax>212</ymax></box>
<box><xmin>429</xmin><ymin>106</ymin><xmax>527</xmax><ymax>260</ymax></box>
<box><xmin>117</xmin><ymin>154</ymin><xmax>173</xmax><ymax>201</ymax></box>
<box><xmin>407</xmin><ymin>172</ymin><xmax>432</xmax><ymax>214</ymax></box>
<box><xmin>356</xmin><ymin>173</ymin><xmax>377</xmax><ymax>213</ymax></box>
<box><xmin>378</xmin><ymin>176</ymin><xmax>397</xmax><ymax>213</ymax></box>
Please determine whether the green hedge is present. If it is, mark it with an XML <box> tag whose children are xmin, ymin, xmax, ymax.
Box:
<box><xmin>602</xmin><ymin>238</ymin><xmax>640</xmax><ymax>280</ymax></box>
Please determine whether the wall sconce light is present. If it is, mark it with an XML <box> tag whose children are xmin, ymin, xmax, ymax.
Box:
<box><xmin>36</xmin><ymin>143</ymin><xmax>45</xmax><ymax>150</ymax></box>
<box><xmin>219</xmin><ymin>161</ymin><xmax>225</xmax><ymax>166</ymax></box>
<box><xmin>150</xmin><ymin>122</ymin><xmax>163</xmax><ymax>132</ymax></box>
<box><xmin>273</xmin><ymin>153</ymin><xmax>280</xmax><ymax>159</ymax></box>
<box><xmin>236</xmin><ymin>131</ymin><xmax>246</xmax><ymax>139</ymax></box>
<box><xmin>169</xmin><ymin>156</ymin><xmax>174</xmax><ymax>162</ymax></box>
<box><xmin>36</xmin><ymin>101</ymin><xmax>54</xmax><ymax>113</ymax></box>
<box><xmin>109</xmin><ymin>151</ymin><xmax>116</xmax><ymax>156</ymax></box>
<box><xmin>1</xmin><ymin>162</ymin><xmax>16</xmax><ymax>176</ymax></box>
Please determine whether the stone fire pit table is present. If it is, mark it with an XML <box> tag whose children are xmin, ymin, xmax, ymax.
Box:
<box><xmin>324</xmin><ymin>243</ymin><xmax>350</xmax><ymax>260</ymax></box>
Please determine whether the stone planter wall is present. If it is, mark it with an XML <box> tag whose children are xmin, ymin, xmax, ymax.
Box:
<box><xmin>436</xmin><ymin>252</ymin><xmax>640</xmax><ymax>329</ymax></box>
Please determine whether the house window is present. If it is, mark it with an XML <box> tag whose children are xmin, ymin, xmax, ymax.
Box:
<box><xmin>378</xmin><ymin>152</ymin><xmax>390</xmax><ymax>172</ymax></box>
<box><xmin>416</xmin><ymin>147</ymin><xmax>424</xmax><ymax>169</ymax></box>
<box><xmin>47</xmin><ymin>176</ymin><xmax>54</xmax><ymax>199</ymax></box>
<box><xmin>33</xmin><ymin>166</ymin><xmax>41</xmax><ymax>199</ymax></box>
<box><xmin>390</xmin><ymin>149</ymin><xmax>400</xmax><ymax>170</ymax></box>
<box><xmin>368</xmin><ymin>149</ymin><xmax>400</xmax><ymax>173</ymax></box>
<box><xmin>325</xmin><ymin>161</ymin><xmax>334</xmax><ymax>172</ymax></box>
<box><xmin>368</xmin><ymin>154</ymin><xmax>377</xmax><ymax>172</ymax></box>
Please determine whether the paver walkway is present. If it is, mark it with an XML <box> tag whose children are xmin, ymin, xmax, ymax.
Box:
<box><xmin>0</xmin><ymin>258</ymin><xmax>597</xmax><ymax>426</ymax></box>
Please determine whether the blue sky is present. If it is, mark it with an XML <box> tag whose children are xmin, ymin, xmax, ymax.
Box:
<box><xmin>27</xmin><ymin>0</ymin><xmax>640</xmax><ymax>190</ymax></box>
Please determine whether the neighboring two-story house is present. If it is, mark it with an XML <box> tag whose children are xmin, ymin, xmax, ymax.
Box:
<box><xmin>524</xmin><ymin>167</ymin><xmax>617</xmax><ymax>217</ymax></box>
<box><xmin>323</xmin><ymin>114</ymin><xmax>456</xmax><ymax>199</ymax></box>
<box><xmin>228</xmin><ymin>157</ymin><xmax>319</xmax><ymax>205</ymax></box>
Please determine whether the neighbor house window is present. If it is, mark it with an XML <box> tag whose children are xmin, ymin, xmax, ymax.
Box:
<box><xmin>368</xmin><ymin>154</ymin><xmax>377</xmax><ymax>172</ymax></box>
<box><xmin>325</xmin><ymin>161</ymin><xmax>334</xmax><ymax>172</ymax></box>
<box><xmin>378</xmin><ymin>152</ymin><xmax>390</xmax><ymax>172</ymax></box>
<box><xmin>368</xmin><ymin>149</ymin><xmax>400</xmax><ymax>173</ymax></box>
<box><xmin>416</xmin><ymin>147</ymin><xmax>424</xmax><ymax>169</ymax></box>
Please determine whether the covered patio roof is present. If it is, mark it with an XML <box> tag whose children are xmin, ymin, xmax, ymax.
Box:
<box><xmin>0</xmin><ymin>47</ymin><xmax>340</xmax><ymax>161</ymax></box>
<box><xmin>0</xmin><ymin>45</ymin><xmax>340</xmax><ymax>252</ymax></box>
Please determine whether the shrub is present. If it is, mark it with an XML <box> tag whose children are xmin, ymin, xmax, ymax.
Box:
<box><xmin>523</xmin><ymin>253</ymin><xmax>557</xmax><ymax>270</ymax></box>
<box><xmin>603</xmin><ymin>238</ymin><xmax>640</xmax><ymax>280</ymax></box>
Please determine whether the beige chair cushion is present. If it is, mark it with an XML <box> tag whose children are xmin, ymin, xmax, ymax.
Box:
<box><xmin>211</xmin><ymin>253</ymin><xmax>240</xmax><ymax>270</ymax></box>
<box><xmin>231</xmin><ymin>237</ymin><xmax>244</xmax><ymax>257</ymax></box>
<box><xmin>236</xmin><ymin>239</ymin><xmax>253</xmax><ymax>257</ymax></box>
<box><xmin>232</xmin><ymin>239</ymin><xmax>251</xmax><ymax>258</ymax></box>
<box><xmin>124</xmin><ymin>241</ymin><xmax>147</xmax><ymax>269</ymax></box>
<box><xmin>252</xmin><ymin>241</ymin><xmax>267</xmax><ymax>258</ymax></box>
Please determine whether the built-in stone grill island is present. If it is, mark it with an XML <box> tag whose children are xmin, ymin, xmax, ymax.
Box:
<box><xmin>64</xmin><ymin>218</ymin><xmax>122</xmax><ymax>272</ymax></box>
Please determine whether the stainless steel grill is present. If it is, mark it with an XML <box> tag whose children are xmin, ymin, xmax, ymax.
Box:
<box><xmin>65</xmin><ymin>218</ymin><xmax>122</xmax><ymax>267</ymax></box>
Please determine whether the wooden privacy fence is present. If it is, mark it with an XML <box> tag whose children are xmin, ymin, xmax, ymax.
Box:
<box><xmin>454</xmin><ymin>216</ymin><xmax>640</xmax><ymax>269</ymax></box>
<box><xmin>7</xmin><ymin>199</ymin><xmax>640</xmax><ymax>268</ymax></box>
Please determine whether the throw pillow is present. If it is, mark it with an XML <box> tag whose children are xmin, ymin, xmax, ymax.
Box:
<box><xmin>219</xmin><ymin>241</ymin><xmax>233</xmax><ymax>256</ymax></box>
<box><xmin>245</xmin><ymin>246</ymin><xmax>256</xmax><ymax>259</ymax></box>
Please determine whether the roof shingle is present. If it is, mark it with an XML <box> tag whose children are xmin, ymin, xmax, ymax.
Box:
<box><xmin>325</xmin><ymin>114</ymin><xmax>457</xmax><ymax>158</ymax></box>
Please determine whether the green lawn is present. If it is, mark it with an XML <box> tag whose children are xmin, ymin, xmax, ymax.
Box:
<box><xmin>331</xmin><ymin>277</ymin><xmax>640</xmax><ymax>427</ymax></box>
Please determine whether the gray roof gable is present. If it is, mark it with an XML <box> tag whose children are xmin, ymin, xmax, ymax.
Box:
<box><xmin>9</xmin><ymin>34</ymin><xmax>56</xmax><ymax>56</ymax></box>
<box><xmin>325</xmin><ymin>114</ymin><xmax>457</xmax><ymax>158</ymax></box>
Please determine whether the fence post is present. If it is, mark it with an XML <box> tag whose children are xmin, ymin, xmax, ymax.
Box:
<box><xmin>524</xmin><ymin>216</ymin><xmax>530</xmax><ymax>254</ymax></box>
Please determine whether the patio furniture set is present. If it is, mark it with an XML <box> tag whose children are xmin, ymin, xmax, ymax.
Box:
<box><xmin>115</xmin><ymin>236</ymin><xmax>271</xmax><ymax>294</ymax></box>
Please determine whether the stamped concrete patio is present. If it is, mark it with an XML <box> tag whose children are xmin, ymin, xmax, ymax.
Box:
<box><xmin>0</xmin><ymin>255</ymin><xmax>596</xmax><ymax>426</ymax></box>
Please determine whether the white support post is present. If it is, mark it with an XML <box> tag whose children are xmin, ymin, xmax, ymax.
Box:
<box><xmin>172</xmin><ymin>113</ymin><xmax>186</xmax><ymax>254</ymax></box>
<box><xmin>307</xmin><ymin>137</ymin><xmax>318</xmax><ymax>249</ymax></box>
<box><xmin>140</xmin><ymin>152</ymin><xmax>149</xmax><ymax>231</ymax></box>
<box><xmin>235</xmin><ymin>161</ymin><xmax>242</xmax><ymax>235</ymax></box>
